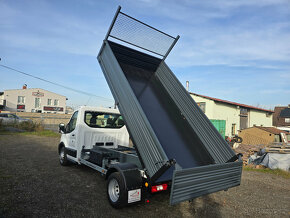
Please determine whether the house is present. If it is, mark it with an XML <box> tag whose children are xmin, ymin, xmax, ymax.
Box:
<box><xmin>190</xmin><ymin>93</ymin><xmax>274</xmax><ymax>137</ymax></box>
<box><xmin>238</xmin><ymin>126</ymin><xmax>289</xmax><ymax>145</ymax></box>
<box><xmin>2</xmin><ymin>85</ymin><xmax>67</xmax><ymax>114</ymax></box>
<box><xmin>0</xmin><ymin>92</ymin><xmax>5</xmax><ymax>110</ymax></box>
<box><xmin>273</xmin><ymin>105</ymin><xmax>290</xmax><ymax>127</ymax></box>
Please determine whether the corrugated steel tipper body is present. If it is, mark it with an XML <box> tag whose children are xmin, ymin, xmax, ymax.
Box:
<box><xmin>98</xmin><ymin>6</ymin><xmax>242</xmax><ymax>205</ymax></box>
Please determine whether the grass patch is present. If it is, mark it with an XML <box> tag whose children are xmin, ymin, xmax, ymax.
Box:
<box><xmin>243</xmin><ymin>165</ymin><xmax>290</xmax><ymax>179</ymax></box>
<box><xmin>18</xmin><ymin>130</ymin><xmax>60</xmax><ymax>137</ymax></box>
<box><xmin>0</xmin><ymin>119</ymin><xmax>59</xmax><ymax>137</ymax></box>
<box><xmin>0</xmin><ymin>119</ymin><xmax>44</xmax><ymax>132</ymax></box>
<box><xmin>0</xmin><ymin>130</ymin><xmax>59</xmax><ymax>137</ymax></box>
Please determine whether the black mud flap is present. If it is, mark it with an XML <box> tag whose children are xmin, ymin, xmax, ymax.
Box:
<box><xmin>170</xmin><ymin>161</ymin><xmax>242</xmax><ymax>205</ymax></box>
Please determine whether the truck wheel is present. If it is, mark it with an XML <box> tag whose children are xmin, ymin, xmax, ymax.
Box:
<box><xmin>59</xmin><ymin>146</ymin><xmax>69</xmax><ymax>166</ymax></box>
<box><xmin>107</xmin><ymin>172</ymin><xmax>127</xmax><ymax>208</ymax></box>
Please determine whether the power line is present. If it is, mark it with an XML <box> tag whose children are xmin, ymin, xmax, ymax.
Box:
<box><xmin>0</xmin><ymin>64</ymin><xmax>114</xmax><ymax>102</ymax></box>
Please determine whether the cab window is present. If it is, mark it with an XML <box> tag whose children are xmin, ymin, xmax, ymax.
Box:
<box><xmin>84</xmin><ymin>111</ymin><xmax>125</xmax><ymax>128</ymax></box>
<box><xmin>66</xmin><ymin>111</ymin><xmax>78</xmax><ymax>133</ymax></box>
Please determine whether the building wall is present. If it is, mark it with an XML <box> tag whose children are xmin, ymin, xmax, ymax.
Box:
<box><xmin>238</xmin><ymin>127</ymin><xmax>275</xmax><ymax>145</ymax></box>
<box><xmin>0</xmin><ymin>93</ymin><xmax>5</xmax><ymax>109</ymax></box>
<box><xmin>191</xmin><ymin>95</ymin><xmax>240</xmax><ymax>136</ymax></box>
<box><xmin>191</xmin><ymin>93</ymin><xmax>273</xmax><ymax>137</ymax></box>
<box><xmin>249</xmin><ymin>110</ymin><xmax>272</xmax><ymax>127</ymax></box>
<box><xmin>190</xmin><ymin>95</ymin><xmax>215</xmax><ymax>118</ymax></box>
<box><xmin>4</xmin><ymin>88</ymin><xmax>66</xmax><ymax>114</ymax></box>
<box><xmin>273</xmin><ymin>106</ymin><xmax>290</xmax><ymax>127</ymax></box>
<box><xmin>212</xmin><ymin>102</ymin><xmax>240</xmax><ymax>137</ymax></box>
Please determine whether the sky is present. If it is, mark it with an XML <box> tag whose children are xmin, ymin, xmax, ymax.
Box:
<box><xmin>0</xmin><ymin>0</ymin><xmax>289</xmax><ymax>110</ymax></box>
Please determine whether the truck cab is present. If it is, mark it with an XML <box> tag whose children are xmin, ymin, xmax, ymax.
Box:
<box><xmin>58</xmin><ymin>106</ymin><xmax>130</xmax><ymax>164</ymax></box>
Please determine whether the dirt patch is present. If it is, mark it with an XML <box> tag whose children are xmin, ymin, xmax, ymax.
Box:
<box><xmin>0</xmin><ymin>134</ymin><xmax>289</xmax><ymax>217</ymax></box>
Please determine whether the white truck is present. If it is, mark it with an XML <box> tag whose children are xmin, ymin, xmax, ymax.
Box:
<box><xmin>58</xmin><ymin>106</ymin><xmax>157</xmax><ymax>208</ymax></box>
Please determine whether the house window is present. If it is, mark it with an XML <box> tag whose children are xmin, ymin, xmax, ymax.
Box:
<box><xmin>35</xmin><ymin>98</ymin><xmax>41</xmax><ymax>108</ymax></box>
<box><xmin>17</xmin><ymin>96</ymin><xmax>25</xmax><ymax>104</ymax></box>
<box><xmin>231</xmin><ymin>124</ymin><xmax>236</xmax><ymax>136</ymax></box>
<box><xmin>240</xmin><ymin>108</ymin><xmax>248</xmax><ymax>115</ymax></box>
<box><xmin>54</xmin><ymin>99</ymin><xmax>59</xmax><ymax>106</ymax></box>
<box><xmin>47</xmin><ymin>99</ymin><xmax>52</xmax><ymax>106</ymax></box>
<box><xmin>285</xmin><ymin>118</ymin><xmax>290</xmax><ymax>123</ymax></box>
<box><xmin>197</xmin><ymin>102</ymin><xmax>206</xmax><ymax>113</ymax></box>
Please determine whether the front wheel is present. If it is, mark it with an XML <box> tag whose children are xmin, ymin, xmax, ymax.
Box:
<box><xmin>59</xmin><ymin>146</ymin><xmax>69</xmax><ymax>166</ymax></box>
<box><xmin>107</xmin><ymin>172</ymin><xmax>127</xmax><ymax>208</ymax></box>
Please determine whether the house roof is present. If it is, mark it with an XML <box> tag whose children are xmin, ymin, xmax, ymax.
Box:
<box><xmin>190</xmin><ymin>92</ymin><xmax>274</xmax><ymax>113</ymax></box>
<box><xmin>4</xmin><ymin>88</ymin><xmax>66</xmax><ymax>98</ymax></box>
<box><xmin>280</xmin><ymin>108</ymin><xmax>290</xmax><ymax>118</ymax></box>
<box><xmin>255</xmin><ymin>126</ymin><xmax>289</xmax><ymax>135</ymax></box>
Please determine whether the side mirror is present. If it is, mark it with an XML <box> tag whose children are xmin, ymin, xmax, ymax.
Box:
<box><xmin>59</xmin><ymin>123</ymin><xmax>66</xmax><ymax>134</ymax></box>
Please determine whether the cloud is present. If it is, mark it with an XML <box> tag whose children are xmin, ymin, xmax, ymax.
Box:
<box><xmin>166</xmin><ymin>20</ymin><xmax>290</xmax><ymax>68</ymax></box>
<box><xmin>1</xmin><ymin>0</ymin><xmax>289</xmax><ymax>107</ymax></box>
<box><xmin>0</xmin><ymin>0</ymin><xmax>106</xmax><ymax>56</ymax></box>
<box><xmin>118</xmin><ymin>0</ymin><xmax>290</xmax><ymax>70</ymax></box>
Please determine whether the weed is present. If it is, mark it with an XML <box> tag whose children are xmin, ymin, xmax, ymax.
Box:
<box><xmin>243</xmin><ymin>165</ymin><xmax>290</xmax><ymax>179</ymax></box>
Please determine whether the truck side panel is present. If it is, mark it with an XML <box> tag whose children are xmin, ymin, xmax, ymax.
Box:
<box><xmin>98</xmin><ymin>42</ymin><xmax>168</xmax><ymax>178</ymax></box>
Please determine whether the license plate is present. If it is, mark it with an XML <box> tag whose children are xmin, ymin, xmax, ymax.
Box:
<box><xmin>128</xmin><ymin>189</ymin><xmax>141</xmax><ymax>203</ymax></box>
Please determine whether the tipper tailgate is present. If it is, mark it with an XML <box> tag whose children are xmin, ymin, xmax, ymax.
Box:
<box><xmin>170</xmin><ymin>161</ymin><xmax>242</xmax><ymax>205</ymax></box>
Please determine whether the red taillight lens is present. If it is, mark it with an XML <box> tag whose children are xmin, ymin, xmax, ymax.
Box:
<box><xmin>151</xmin><ymin>184</ymin><xmax>168</xmax><ymax>193</ymax></box>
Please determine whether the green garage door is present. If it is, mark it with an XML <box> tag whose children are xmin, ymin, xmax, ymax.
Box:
<box><xmin>210</xmin><ymin>120</ymin><xmax>226</xmax><ymax>138</ymax></box>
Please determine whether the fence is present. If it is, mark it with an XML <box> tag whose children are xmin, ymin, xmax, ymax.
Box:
<box><xmin>12</xmin><ymin>112</ymin><xmax>71</xmax><ymax>132</ymax></box>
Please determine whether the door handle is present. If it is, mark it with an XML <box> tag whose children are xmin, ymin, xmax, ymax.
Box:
<box><xmin>72</xmin><ymin>134</ymin><xmax>75</xmax><ymax>136</ymax></box>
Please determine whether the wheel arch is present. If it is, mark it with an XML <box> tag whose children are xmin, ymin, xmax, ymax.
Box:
<box><xmin>106</xmin><ymin>163</ymin><xmax>138</xmax><ymax>179</ymax></box>
<box><xmin>106</xmin><ymin>163</ymin><xmax>142</xmax><ymax>190</ymax></box>
<box><xmin>58</xmin><ymin>142</ymin><xmax>65</xmax><ymax>154</ymax></box>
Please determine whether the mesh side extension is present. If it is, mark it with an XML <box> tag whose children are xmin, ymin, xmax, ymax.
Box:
<box><xmin>107</xmin><ymin>7</ymin><xmax>179</xmax><ymax>58</ymax></box>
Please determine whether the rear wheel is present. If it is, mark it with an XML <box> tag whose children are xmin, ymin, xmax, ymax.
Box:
<box><xmin>107</xmin><ymin>172</ymin><xmax>127</xmax><ymax>208</ymax></box>
<box><xmin>59</xmin><ymin>146</ymin><xmax>69</xmax><ymax>166</ymax></box>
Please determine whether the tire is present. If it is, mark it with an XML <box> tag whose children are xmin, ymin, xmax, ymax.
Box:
<box><xmin>107</xmin><ymin>172</ymin><xmax>127</xmax><ymax>209</ymax></box>
<box><xmin>234</xmin><ymin>136</ymin><xmax>243</xmax><ymax>143</ymax></box>
<box><xmin>59</xmin><ymin>146</ymin><xmax>69</xmax><ymax>166</ymax></box>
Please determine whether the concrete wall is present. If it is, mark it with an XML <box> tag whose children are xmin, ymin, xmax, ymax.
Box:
<box><xmin>4</xmin><ymin>88</ymin><xmax>66</xmax><ymax>114</ymax></box>
<box><xmin>15</xmin><ymin>112</ymin><xmax>71</xmax><ymax>125</ymax></box>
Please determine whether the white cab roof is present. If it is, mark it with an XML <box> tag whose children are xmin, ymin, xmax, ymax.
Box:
<box><xmin>77</xmin><ymin>106</ymin><xmax>120</xmax><ymax>114</ymax></box>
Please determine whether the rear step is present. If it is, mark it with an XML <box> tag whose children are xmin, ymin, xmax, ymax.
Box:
<box><xmin>170</xmin><ymin>161</ymin><xmax>242</xmax><ymax>205</ymax></box>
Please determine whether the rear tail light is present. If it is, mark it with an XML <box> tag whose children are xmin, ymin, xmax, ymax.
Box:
<box><xmin>151</xmin><ymin>184</ymin><xmax>168</xmax><ymax>193</ymax></box>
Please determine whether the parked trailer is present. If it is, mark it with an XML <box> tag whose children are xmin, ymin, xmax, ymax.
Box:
<box><xmin>58</xmin><ymin>6</ymin><xmax>242</xmax><ymax>208</ymax></box>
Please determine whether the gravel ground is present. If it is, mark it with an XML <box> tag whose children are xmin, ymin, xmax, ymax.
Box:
<box><xmin>0</xmin><ymin>134</ymin><xmax>289</xmax><ymax>218</ymax></box>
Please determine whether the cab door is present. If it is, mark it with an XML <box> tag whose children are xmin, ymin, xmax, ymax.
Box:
<box><xmin>65</xmin><ymin>111</ymin><xmax>79</xmax><ymax>157</ymax></box>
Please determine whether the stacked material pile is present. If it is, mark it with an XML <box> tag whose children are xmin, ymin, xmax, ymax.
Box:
<box><xmin>235</xmin><ymin>143</ymin><xmax>290</xmax><ymax>170</ymax></box>
<box><xmin>265</xmin><ymin>144</ymin><xmax>290</xmax><ymax>154</ymax></box>
<box><xmin>234</xmin><ymin>144</ymin><xmax>266</xmax><ymax>165</ymax></box>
